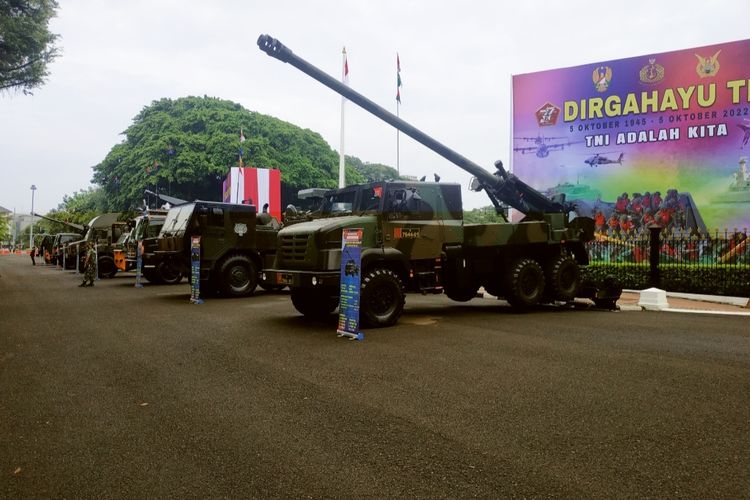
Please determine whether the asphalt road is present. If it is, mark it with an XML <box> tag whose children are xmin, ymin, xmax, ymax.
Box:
<box><xmin>1</xmin><ymin>254</ymin><xmax>749</xmax><ymax>499</ymax></box>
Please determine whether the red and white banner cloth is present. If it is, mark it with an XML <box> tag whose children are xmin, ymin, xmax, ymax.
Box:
<box><xmin>224</xmin><ymin>167</ymin><xmax>281</xmax><ymax>221</ymax></box>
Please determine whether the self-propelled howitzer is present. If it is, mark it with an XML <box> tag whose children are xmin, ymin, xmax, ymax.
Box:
<box><xmin>257</xmin><ymin>35</ymin><xmax>618</xmax><ymax>328</ymax></box>
<box><xmin>33</xmin><ymin>212</ymin><xmax>88</xmax><ymax>234</ymax></box>
<box><xmin>257</xmin><ymin>34</ymin><xmax>571</xmax><ymax>218</ymax></box>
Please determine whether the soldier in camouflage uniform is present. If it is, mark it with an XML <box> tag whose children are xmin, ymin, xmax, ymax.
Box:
<box><xmin>79</xmin><ymin>242</ymin><xmax>96</xmax><ymax>287</ymax></box>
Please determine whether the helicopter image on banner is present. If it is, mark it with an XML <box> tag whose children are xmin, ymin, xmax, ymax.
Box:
<box><xmin>584</xmin><ymin>152</ymin><xmax>624</xmax><ymax>167</ymax></box>
<box><xmin>513</xmin><ymin>134</ymin><xmax>578</xmax><ymax>158</ymax></box>
<box><xmin>739</xmin><ymin>120</ymin><xmax>750</xmax><ymax>148</ymax></box>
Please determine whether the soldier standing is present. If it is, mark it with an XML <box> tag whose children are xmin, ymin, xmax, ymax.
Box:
<box><xmin>79</xmin><ymin>242</ymin><xmax>96</xmax><ymax>287</ymax></box>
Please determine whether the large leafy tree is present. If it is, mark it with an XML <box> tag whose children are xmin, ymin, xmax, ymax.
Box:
<box><xmin>93</xmin><ymin>96</ymin><xmax>365</xmax><ymax>211</ymax></box>
<box><xmin>0</xmin><ymin>211</ymin><xmax>11</xmax><ymax>242</ymax></box>
<box><xmin>0</xmin><ymin>0</ymin><xmax>60</xmax><ymax>94</ymax></box>
<box><xmin>346</xmin><ymin>155</ymin><xmax>408</xmax><ymax>183</ymax></box>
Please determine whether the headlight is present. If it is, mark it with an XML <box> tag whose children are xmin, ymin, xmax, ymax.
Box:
<box><xmin>312</xmin><ymin>276</ymin><xmax>318</xmax><ymax>286</ymax></box>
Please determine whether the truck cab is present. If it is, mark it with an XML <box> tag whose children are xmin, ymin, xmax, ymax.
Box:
<box><xmin>153</xmin><ymin>200</ymin><xmax>279</xmax><ymax>296</ymax></box>
<box><xmin>264</xmin><ymin>181</ymin><xmax>464</xmax><ymax>325</ymax></box>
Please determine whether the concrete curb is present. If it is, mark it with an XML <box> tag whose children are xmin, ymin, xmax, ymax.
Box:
<box><xmin>478</xmin><ymin>290</ymin><xmax>750</xmax><ymax>316</ymax></box>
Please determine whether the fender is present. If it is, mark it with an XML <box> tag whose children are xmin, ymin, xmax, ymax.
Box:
<box><xmin>361</xmin><ymin>247</ymin><xmax>409</xmax><ymax>275</ymax></box>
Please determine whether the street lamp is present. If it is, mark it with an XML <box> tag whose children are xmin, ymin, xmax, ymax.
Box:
<box><xmin>30</xmin><ymin>184</ymin><xmax>36</xmax><ymax>249</ymax></box>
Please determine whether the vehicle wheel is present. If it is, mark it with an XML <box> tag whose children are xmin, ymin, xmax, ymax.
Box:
<box><xmin>142</xmin><ymin>267</ymin><xmax>160</xmax><ymax>283</ymax></box>
<box><xmin>504</xmin><ymin>258</ymin><xmax>545</xmax><ymax>309</ymax></box>
<box><xmin>157</xmin><ymin>261</ymin><xmax>183</xmax><ymax>285</ymax></box>
<box><xmin>444</xmin><ymin>276</ymin><xmax>478</xmax><ymax>302</ymax></box>
<box><xmin>544</xmin><ymin>255</ymin><xmax>580</xmax><ymax>302</ymax></box>
<box><xmin>97</xmin><ymin>255</ymin><xmax>117</xmax><ymax>279</ymax></box>
<box><xmin>360</xmin><ymin>268</ymin><xmax>405</xmax><ymax>328</ymax></box>
<box><xmin>444</xmin><ymin>260</ymin><xmax>478</xmax><ymax>302</ymax></box>
<box><xmin>218</xmin><ymin>254</ymin><xmax>257</xmax><ymax>297</ymax></box>
<box><xmin>290</xmin><ymin>288</ymin><xmax>339</xmax><ymax>318</ymax></box>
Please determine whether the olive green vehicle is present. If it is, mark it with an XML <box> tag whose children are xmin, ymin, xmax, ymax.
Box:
<box><xmin>258</xmin><ymin>35</ymin><xmax>619</xmax><ymax>328</ymax></box>
<box><xmin>59</xmin><ymin>213</ymin><xmax>126</xmax><ymax>278</ymax></box>
<box><xmin>114</xmin><ymin>210</ymin><xmax>169</xmax><ymax>280</ymax></box>
<box><xmin>152</xmin><ymin>200</ymin><xmax>280</xmax><ymax>296</ymax></box>
<box><xmin>32</xmin><ymin>213</ymin><xmax>86</xmax><ymax>267</ymax></box>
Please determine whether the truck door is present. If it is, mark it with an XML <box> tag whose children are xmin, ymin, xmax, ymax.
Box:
<box><xmin>381</xmin><ymin>185</ymin><xmax>443</xmax><ymax>260</ymax></box>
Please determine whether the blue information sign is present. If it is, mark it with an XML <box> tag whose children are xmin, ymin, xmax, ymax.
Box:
<box><xmin>190</xmin><ymin>236</ymin><xmax>203</xmax><ymax>304</ymax></box>
<box><xmin>337</xmin><ymin>228</ymin><xmax>363</xmax><ymax>341</ymax></box>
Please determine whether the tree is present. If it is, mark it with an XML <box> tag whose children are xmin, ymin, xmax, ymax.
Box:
<box><xmin>463</xmin><ymin>206</ymin><xmax>508</xmax><ymax>224</ymax></box>
<box><xmin>0</xmin><ymin>211</ymin><xmax>11</xmax><ymax>243</ymax></box>
<box><xmin>346</xmin><ymin>155</ymin><xmax>406</xmax><ymax>182</ymax></box>
<box><xmin>0</xmin><ymin>0</ymin><xmax>60</xmax><ymax>95</ymax></box>
<box><xmin>93</xmin><ymin>96</ymin><xmax>365</xmax><ymax>211</ymax></box>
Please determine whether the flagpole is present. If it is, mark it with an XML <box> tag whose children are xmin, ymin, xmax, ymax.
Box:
<box><xmin>396</xmin><ymin>52</ymin><xmax>401</xmax><ymax>175</ymax></box>
<box><xmin>338</xmin><ymin>47</ymin><xmax>347</xmax><ymax>189</ymax></box>
<box><xmin>396</xmin><ymin>104</ymin><xmax>400</xmax><ymax>175</ymax></box>
<box><xmin>237</xmin><ymin>129</ymin><xmax>246</xmax><ymax>203</ymax></box>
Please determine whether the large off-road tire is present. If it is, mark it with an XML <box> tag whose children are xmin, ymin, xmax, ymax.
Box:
<box><xmin>444</xmin><ymin>260</ymin><xmax>478</xmax><ymax>302</ymax></box>
<box><xmin>360</xmin><ymin>268</ymin><xmax>405</xmax><ymax>328</ymax></box>
<box><xmin>157</xmin><ymin>261</ymin><xmax>183</xmax><ymax>285</ymax></box>
<box><xmin>97</xmin><ymin>255</ymin><xmax>118</xmax><ymax>279</ymax></box>
<box><xmin>544</xmin><ymin>255</ymin><xmax>580</xmax><ymax>302</ymax></box>
<box><xmin>217</xmin><ymin>254</ymin><xmax>257</xmax><ymax>297</ymax></box>
<box><xmin>504</xmin><ymin>258</ymin><xmax>545</xmax><ymax>309</ymax></box>
<box><xmin>290</xmin><ymin>288</ymin><xmax>339</xmax><ymax>319</ymax></box>
<box><xmin>141</xmin><ymin>267</ymin><xmax>160</xmax><ymax>283</ymax></box>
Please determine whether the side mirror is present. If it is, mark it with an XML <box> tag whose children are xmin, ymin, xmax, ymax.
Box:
<box><xmin>469</xmin><ymin>177</ymin><xmax>482</xmax><ymax>192</ymax></box>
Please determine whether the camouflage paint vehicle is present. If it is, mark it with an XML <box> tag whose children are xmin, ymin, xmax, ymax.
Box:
<box><xmin>258</xmin><ymin>35</ymin><xmax>619</xmax><ymax>328</ymax></box>
<box><xmin>152</xmin><ymin>200</ymin><xmax>280</xmax><ymax>296</ymax></box>
<box><xmin>32</xmin><ymin>213</ymin><xmax>87</xmax><ymax>267</ymax></box>
<box><xmin>112</xmin><ymin>210</ymin><xmax>168</xmax><ymax>278</ymax></box>
<box><xmin>60</xmin><ymin>213</ymin><xmax>126</xmax><ymax>278</ymax></box>
<box><xmin>51</xmin><ymin>233</ymin><xmax>82</xmax><ymax>266</ymax></box>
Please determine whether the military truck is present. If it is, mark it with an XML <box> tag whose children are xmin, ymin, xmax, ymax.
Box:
<box><xmin>258</xmin><ymin>35</ymin><xmax>618</xmax><ymax>327</ymax></box>
<box><xmin>51</xmin><ymin>233</ymin><xmax>82</xmax><ymax>266</ymax></box>
<box><xmin>32</xmin><ymin>213</ymin><xmax>87</xmax><ymax>267</ymax></box>
<box><xmin>152</xmin><ymin>200</ymin><xmax>280</xmax><ymax>296</ymax></box>
<box><xmin>59</xmin><ymin>213</ymin><xmax>126</xmax><ymax>278</ymax></box>
<box><xmin>113</xmin><ymin>210</ymin><xmax>168</xmax><ymax>276</ymax></box>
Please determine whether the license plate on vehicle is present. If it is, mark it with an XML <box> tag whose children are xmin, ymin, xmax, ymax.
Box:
<box><xmin>278</xmin><ymin>273</ymin><xmax>293</xmax><ymax>285</ymax></box>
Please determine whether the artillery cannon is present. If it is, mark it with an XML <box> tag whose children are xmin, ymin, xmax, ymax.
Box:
<box><xmin>33</xmin><ymin>212</ymin><xmax>87</xmax><ymax>234</ymax></box>
<box><xmin>33</xmin><ymin>213</ymin><xmax>87</xmax><ymax>265</ymax></box>
<box><xmin>257</xmin><ymin>35</ymin><xmax>583</xmax><ymax>222</ymax></box>
<box><xmin>257</xmin><ymin>35</ymin><xmax>617</xmax><ymax>327</ymax></box>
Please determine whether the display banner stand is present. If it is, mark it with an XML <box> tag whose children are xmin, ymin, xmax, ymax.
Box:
<box><xmin>336</xmin><ymin>228</ymin><xmax>364</xmax><ymax>341</ymax></box>
<box><xmin>189</xmin><ymin>236</ymin><xmax>204</xmax><ymax>304</ymax></box>
<box><xmin>135</xmin><ymin>241</ymin><xmax>144</xmax><ymax>288</ymax></box>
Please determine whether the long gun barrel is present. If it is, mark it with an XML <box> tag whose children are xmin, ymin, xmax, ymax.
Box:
<box><xmin>33</xmin><ymin>212</ymin><xmax>87</xmax><ymax>233</ymax></box>
<box><xmin>257</xmin><ymin>34</ymin><xmax>566</xmax><ymax>215</ymax></box>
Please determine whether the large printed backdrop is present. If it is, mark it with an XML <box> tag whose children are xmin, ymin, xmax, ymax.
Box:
<box><xmin>512</xmin><ymin>39</ymin><xmax>750</xmax><ymax>232</ymax></box>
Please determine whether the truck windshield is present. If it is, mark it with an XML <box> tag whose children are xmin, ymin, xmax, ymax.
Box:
<box><xmin>160</xmin><ymin>204</ymin><xmax>194</xmax><ymax>237</ymax></box>
<box><xmin>320</xmin><ymin>191</ymin><xmax>356</xmax><ymax>216</ymax></box>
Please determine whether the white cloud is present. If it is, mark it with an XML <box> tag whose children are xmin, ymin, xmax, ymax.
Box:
<box><xmin>1</xmin><ymin>0</ymin><xmax>747</xmax><ymax>213</ymax></box>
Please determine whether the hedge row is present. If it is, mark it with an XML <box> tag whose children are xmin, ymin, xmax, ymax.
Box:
<box><xmin>581</xmin><ymin>263</ymin><xmax>750</xmax><ymax>297</ymax></box>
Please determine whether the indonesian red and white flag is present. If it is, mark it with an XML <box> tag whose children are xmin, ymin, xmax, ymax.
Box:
<box><xmin>225</xmin><ymin>167</ymin><xmax>282</xmax><ymax>221</ymax></box>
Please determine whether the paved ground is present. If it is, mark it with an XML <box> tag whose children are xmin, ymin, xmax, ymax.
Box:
<box><xmin>1</xmin><ymin>254</ymin><xmax>749</xmax><ymax>498</ymax></box>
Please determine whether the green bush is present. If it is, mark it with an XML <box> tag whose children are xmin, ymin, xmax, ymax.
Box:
<box><xmin>581</xmin><ymin>263</ymin><xmax>750</xmax><ymax>297</ymax></box>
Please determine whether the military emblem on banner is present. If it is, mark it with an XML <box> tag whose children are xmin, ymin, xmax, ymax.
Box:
<box><xmin>535</xmin><ymin>102</ymin><xmax>560</xmax><ymax>127</ymax></box>
<box><xmin>639</xmin><ymin>58</ymin><xmax>665</xmax><ymax>84</ymax></box>
<box><xmin>695</xmin><ymin>50</ymin><xmax>721</xmax><ymax>78</ymax></box>
<box><xmin>592</xmin><ymin>66</ymin><xmax>612</xmax><ymax>92</ymax></box>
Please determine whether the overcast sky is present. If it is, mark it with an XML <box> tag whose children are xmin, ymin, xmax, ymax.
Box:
<box><xmin>1</xmin><ymin>0</ymin><xmax>748</xmax><ymax>214</ymax></box>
